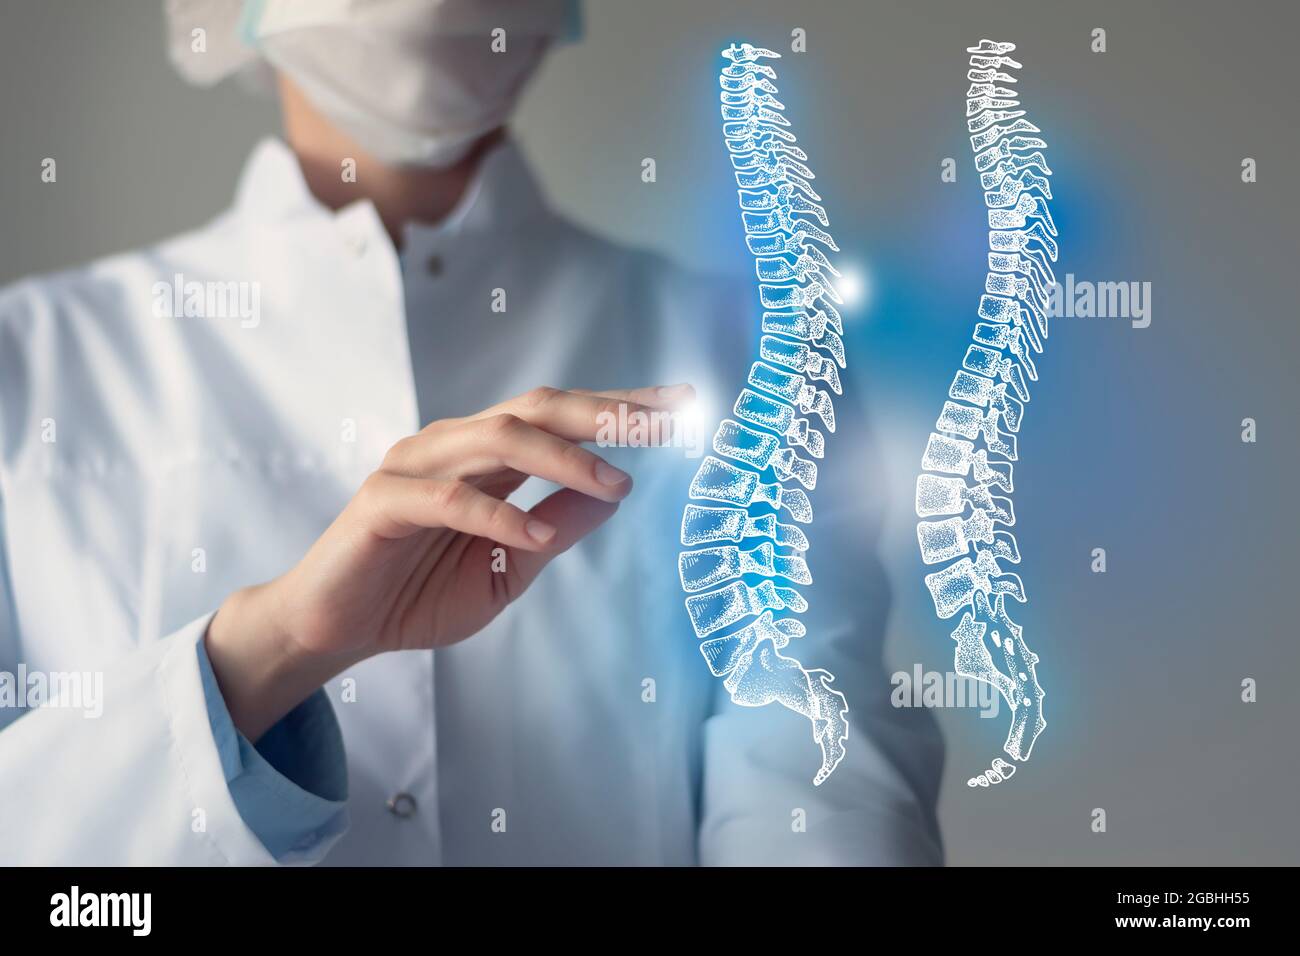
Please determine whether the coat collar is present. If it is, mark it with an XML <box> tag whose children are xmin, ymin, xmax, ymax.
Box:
<box><xmin>231</xmin><ymin>135</ymin><xmax>552</xmax><ymax>239</ymax></box>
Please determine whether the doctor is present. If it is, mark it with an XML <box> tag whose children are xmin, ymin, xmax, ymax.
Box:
<box><xmin>0</xmin><ymin>0</ymin><xmax>942</xmax><ymax>864</ymax></box>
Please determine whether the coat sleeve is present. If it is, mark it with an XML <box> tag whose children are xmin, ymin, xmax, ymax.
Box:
<box><xmin>696</xmin><ymin>395</ymin><xmax>946</xmax><ymax>866</ymax></box>
<box><xmin>0</xmin><ymin>485</ymin><xmax>347</xmax><ymax>865</ymax></box>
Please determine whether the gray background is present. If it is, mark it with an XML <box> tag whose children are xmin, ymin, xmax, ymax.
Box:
<box><xmin>2</xmin><ymin>0</ymin><xmax>1297</xmax><ymax>864</ymax></box>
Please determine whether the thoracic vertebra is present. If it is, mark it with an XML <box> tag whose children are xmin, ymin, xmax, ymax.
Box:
<box><xmin>677</xmin><ymin>42</ymin><xmax>849</xmax><ymax>786</ymax></box>
<box><xmin>915</xmin><ymin>40</ymin><xmax>1053</xmax><ymax>788</ymax></box>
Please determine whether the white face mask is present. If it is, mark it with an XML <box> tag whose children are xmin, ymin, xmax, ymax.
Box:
<box><xmin>167</xmin><ymin>0</ymin><xmax>577</xmax><ymax>168</ymax></box>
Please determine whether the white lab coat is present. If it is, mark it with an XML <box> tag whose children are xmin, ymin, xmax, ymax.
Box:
<box><xmin>0</xmin><ymin>138</ymin><xmax>942</xmax><ymax>864</ymax></box>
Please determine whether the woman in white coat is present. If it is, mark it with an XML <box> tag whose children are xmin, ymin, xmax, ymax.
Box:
<box><xmin>0</xmin><ymin>0</ymin><xmax>943</xmax><ymax>864</ymax></box>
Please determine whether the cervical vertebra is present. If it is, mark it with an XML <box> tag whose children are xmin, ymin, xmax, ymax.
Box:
<box><xmin>678</xmin><ymin>43</ymin><xmax>849</xmax><ymax>786</ymax></box>
<box><xmin>916</xmin><ymin>40</ymin><xmax>1053</xmax><ymax>789</ymax></box>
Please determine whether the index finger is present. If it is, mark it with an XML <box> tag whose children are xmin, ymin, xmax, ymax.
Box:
<box><xmin>572</xmin><ymin>383</ymin><xmax>696</xmax><ymax>410</ymax></box>
<box><xmin>472</xmin><ymin>386</ymin><xmax>676</xmax><ymax>445</ymax></box>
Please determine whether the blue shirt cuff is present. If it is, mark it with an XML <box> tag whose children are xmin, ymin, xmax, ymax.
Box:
<box><xmin>196</xmin><ymin>636</ymin><xmax>349</xmax><ymax>862</ymax></box>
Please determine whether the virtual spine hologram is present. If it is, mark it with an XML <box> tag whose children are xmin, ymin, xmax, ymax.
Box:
<box><xmin>915</xmin><ymin>40</ymin><xmax>1055</xmax><ymax>788</ymax></box>
<box><xmin>679</xmin><ymin>42</ymin><xmax>849</xmax><ymax>786</ymax></box>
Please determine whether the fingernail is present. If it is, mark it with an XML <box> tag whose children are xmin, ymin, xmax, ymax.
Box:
<box><xmin>595</xmin><ymin>461</ymin><xmax>631</xmax><ymax>486</ymax></box>
<box><xmin>526</xmin><ymin>520</ymin><xmax>557</xmax><ymax>543</ymax></box>
<box><xmin>657</xmin><ymin>383</ymin><xmax>695</xmax><ymax>400</ymax></box>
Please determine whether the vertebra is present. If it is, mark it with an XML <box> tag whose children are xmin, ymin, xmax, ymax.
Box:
<box><xmin>677</xmin><ymin>42</ymin><xmax>851</xmax><ymax>786</ymax></box>
<box><xmin>914</xmin><ymin>39</ymin><xmax>1055</xmax><ymax>787</ymax></box>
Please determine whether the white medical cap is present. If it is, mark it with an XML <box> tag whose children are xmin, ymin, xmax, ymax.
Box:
<box><xmin>166</xmin><ymin>0</ymin><xmax>583</xmax><ymax>87</ymax></box>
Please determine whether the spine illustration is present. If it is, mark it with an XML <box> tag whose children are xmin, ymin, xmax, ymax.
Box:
<box><xmin>915</xmin><ymin>40</ymin><xmax>1054</xmax><ymax>789</ymax></box>
<box><xmin>678</xmin><ymin>42</ymin><xmax>849</xmax><ymax>786</ymax></box>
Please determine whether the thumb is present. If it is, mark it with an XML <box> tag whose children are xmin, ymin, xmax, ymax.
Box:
<box><xmin>496</xmin><ymin>486</ymin><xmax>618</xmax><ymax>598</ymax></box>
<box><xmin>504</xmin><ymin>488</ymin><xmax>620</xmax><ymax>594</ymax></box>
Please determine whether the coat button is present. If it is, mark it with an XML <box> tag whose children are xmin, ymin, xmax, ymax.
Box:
<box><xmin>386</xmin><ymin>792</ymin><xmax>418</xmax><ymax>818</ymax></box>
<box><xmin>425</xmin><ymin>254</ymin><xmax>443</xmax><ymax>276</ymax></box>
